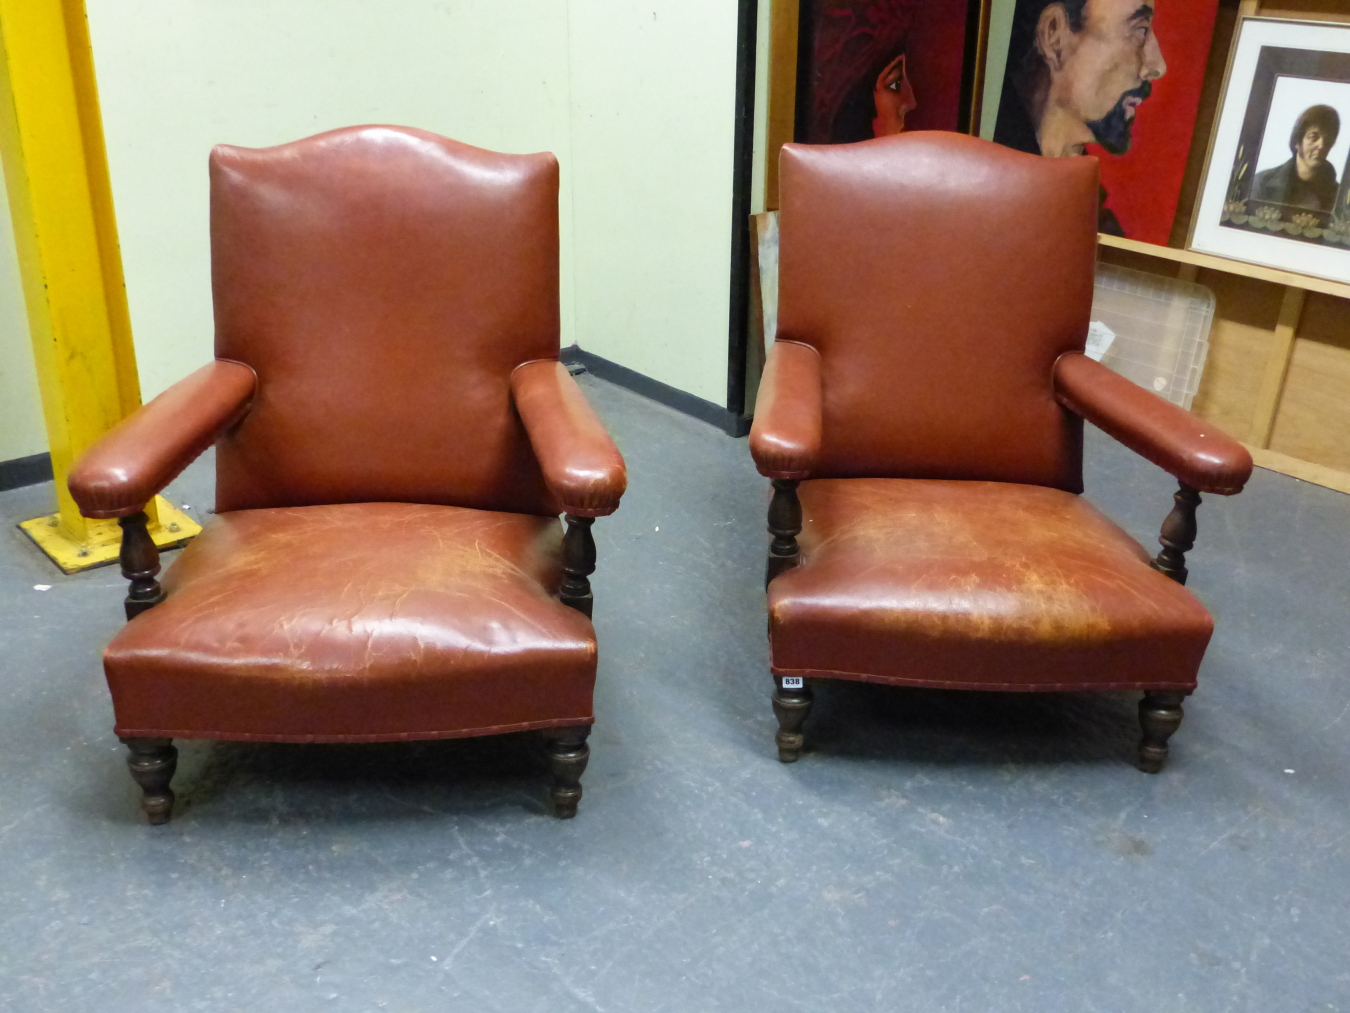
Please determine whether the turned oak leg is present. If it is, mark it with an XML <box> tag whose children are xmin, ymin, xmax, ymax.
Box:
<box><xmin>560</xmin><ymin>515</ymin><xmax>596</xmax><ymax>618</ymax></box>
<box><xmin>772</xmin><ymin>675</ymin><xmax>813</xmax><ymax>763</ymax></box>
<box><xmin>766</xmin><ymin>479</ymin><xmax>802</xmax><ymax>588</ymax></box>
<box><xmin>119</xmin><ymin>511</ymin><xmax>166</xmax><ymax>620</ymax></box>
<box><xmin>1138</xmin><ymin>691</ymin><xmax>1185</xmax><ymax>773</ymax></box>
<box><xmin>1150</xmin><ymin>484</ymin><xmax>1201</xmax><ymax>586</ymax></box>
<box><xmin>543</xmin><ymin>727</ymin><xmax>591</xmax><ymax>818</ymax></box>
<box><xmin>121</xmin><ymin>737</ymin><xmax>178</xmax><ymax>823</ymax></box>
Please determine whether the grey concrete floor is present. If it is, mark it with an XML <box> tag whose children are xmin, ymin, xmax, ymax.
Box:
<box><xmin>1</xmin><ymin>374</ymin><xmax>1348</xmax><ymax>1012</ymax></box>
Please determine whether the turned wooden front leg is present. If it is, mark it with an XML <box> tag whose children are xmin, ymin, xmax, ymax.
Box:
<box><xmin>1150</xmin><ymin>484</ymin><xmax>1202</xmax><ymax>585</ymax></box>
<box><xmin>772</xmin><ymin>675</ymin><xmax>813</xmax><ymax>763</ymax></box>
<box><xmin>560</xmin><ymin>514</ymin><xmax>596</xmax><ymax>618</ymax></box>
<box><xmin>766</xmin><ymin>479</ymin><xmax>802</xmax><ymax>588</ymax></box>
<box><xmin>543</xmin><ymin>726</ymin><xmax>591</xmax><ymax>818</ymax></box>
<box><xmin>119</xmin><ymin>511</ymin><xmax>165</xmax><ymax>620</ymax></box>
<box><xmin>121</xmin><ymin>737</ymin><xmax>177</xmax><ymax>823</ymax></box>
<box><xmin>1138</xmin><ymin>691</ymin><xmax>1185</xmax><ymax>773</ymax></box>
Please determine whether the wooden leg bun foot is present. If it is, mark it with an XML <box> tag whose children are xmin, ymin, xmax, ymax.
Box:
<box><xmin>121</xmin><ymin>737</ymin><xmax>177</xmax><ymax>824</ymax></box>
<box><xmin>544</xmin><ymin>727</ymin><xmax>591</xmax><ymax>818</ymax></box>
<box><xmin>772</xmin><ymin>681</ymin><xmax>813</xmax><ymax>763</ymax></box>
<box><xmin>1138</xmin><ymin>691</ymin><xmax>1185</xmax><ymax>774</ymax></box>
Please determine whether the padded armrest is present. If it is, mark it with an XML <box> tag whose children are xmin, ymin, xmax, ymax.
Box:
<box><xmin>511</xmin><ymin>360</ymin><xmax>626</xmax><ymax>517</ymax></box>
<box><xmin>1054</xmin><ymin>352</ymin><xmax>1252</xmax><ymax>495</ymax></box>
<box><xmin>69</xmin><ymin>360</ymin><xmax>257</xmax><ymax>518</ymax></box>
<box><xmin>749</xmin><ymin>340</ymin><xmax>822</xmax><ymax>480</ymax></box>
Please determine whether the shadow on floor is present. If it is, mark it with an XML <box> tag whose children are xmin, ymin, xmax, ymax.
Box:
<box><xmin>789</xmin><ymin>680</ymin><xmax>1141</xmax><ymax>769</ymax></box>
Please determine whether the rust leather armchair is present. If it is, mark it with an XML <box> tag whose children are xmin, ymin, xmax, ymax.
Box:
<box><xmin>750</xmin><ymin>133</ymin><xmax>1252</xmax><ymax>773</ymax></box>
<box><xmin>69</xmin><ymin>126</ymin><xmax>626</xmax><ymax>823</ymax></box>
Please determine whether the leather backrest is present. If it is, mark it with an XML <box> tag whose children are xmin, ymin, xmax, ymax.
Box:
<box><xmin>777</xmin><ymin>132</ymin><xmax>1098</xmax><ymax>492</ymax></box>
<box><xmin>211</xmin><ymin>125</ymin><xmax>560</xmax><ymax>515</ymax></box>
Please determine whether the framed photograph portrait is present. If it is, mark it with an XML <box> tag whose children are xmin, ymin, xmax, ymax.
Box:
<box><xmin>794</xmin><ymin>0</ymin><xmax>992</xmax><ymax>144</ymax></box>
<box><xmin>990</xmin><ymin>0</ymin><xmax>1221</xmax><ymax>244</ymax></box>
<box><xmin>1192</xmin><ymin>18</ymin><xmax>1350</xmax><ymax>285</ymax></box>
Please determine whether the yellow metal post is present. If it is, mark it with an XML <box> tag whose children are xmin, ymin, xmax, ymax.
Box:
<box><xmin>0</xmin><ymin>0</ymin><xmax>197</xmax><ymax>573</ymax></box>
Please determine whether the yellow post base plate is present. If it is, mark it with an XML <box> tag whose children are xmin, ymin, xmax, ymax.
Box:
<box><xmin>18</xmin><ymin>495</ymin><xmax>201</xmax><ymax>574</ymax></box>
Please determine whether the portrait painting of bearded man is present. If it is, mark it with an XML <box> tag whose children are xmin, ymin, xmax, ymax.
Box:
<box><xmin>992</xmin><ymin>0</ymin><xmax>1219</xmax><ymax>243</ymax></box>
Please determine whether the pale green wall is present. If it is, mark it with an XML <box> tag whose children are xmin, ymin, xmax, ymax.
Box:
<box><xmin>86</xmin><ymin>0</ymin><xmax>577</xmax><ymax>403</ymax></box>
<box><xmin>1</xmin><ymin>0</ymin><xmax>747</xmax><ymax>450</ymax></box>
<box><xmin>565</xmin><ymin>1</ymin><xmax>741</xmax><ymax>406</ymax></box>
<box><xmin>0</xmin><ymin>169</ymin><xmax>45</xmax><ymax>462</ymax></box>
<box><xmin>750</xmin><ymin>0</ymin><xmax>772</xmax><ymax>216</ymax></box>
<box><xmin>980</xmin><ymin>0</ymin><xmax>1017</xmax><ymax>140</ymax></box>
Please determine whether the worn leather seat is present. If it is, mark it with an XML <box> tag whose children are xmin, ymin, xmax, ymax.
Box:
<box><xmin>70</xmin><ymin>126</ymin><xmax>626</xmax><ymax>822</ymax></box>
<box><xmin>104</xmin><ymin>503</ymin><xmax>596</xmax><ymax>742</ymax></box>
<box><xmin>769</xmin><ymin>479</ymin><xmax>1211</xmax><ymax>692</ymax></box>
<box><xmin>750</xmin><ymin>132</ymin><xmax>1252</xmax><ymax>772</ymax></box>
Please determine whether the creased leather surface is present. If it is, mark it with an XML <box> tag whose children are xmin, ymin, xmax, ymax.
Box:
<box><xmin>777</xmin><ymin>133</ymin><xmax>1097</xmax><ymax>492</ymax></box>
<box><xmin>511</xmin><ymin>360</ymin><xmax>627</xmax><ymax>516</ymax></box>
<box><xmin>1054</xmin><ymin>352</ymin><xmax>1253</xmax><ymax>495</ymax></box>
<box><xmin>68</xmin><ymin>361</ymin><xmax>256</xmax><ymax>518</ymax></box>
<box><xmin>105</xmin><ymin>502</ymin><xmax>596</xmax><ymax>741</ymax></box>
<box><xmin>210</xmin><ymin>125</ymin><xmax>562</xmax><ymax>516</ymax></box>
<box><xmin>769</xmin><ymin>479</ymin><xmax>1212</xmax><ymax>691</ymax></box>
<box><xmin>749</xmin><ymin>341</ymin><xmax>823</xmax><ymax>479</ymax></box>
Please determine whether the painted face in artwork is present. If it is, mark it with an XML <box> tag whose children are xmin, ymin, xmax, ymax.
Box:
<box><xmin>1297</xmin><ymin>124</ymin><xmax>1329</xmax><ymax>179</ymax></box>
<box><xmin>1038</xmin><ymin>0</ymin><xmax>1168</xmax><ymax>155</ymax></box>
<box><xmin>872</xmin><ymin>54</ymin><xmax>917</xmax><ymax>137</ymax></box>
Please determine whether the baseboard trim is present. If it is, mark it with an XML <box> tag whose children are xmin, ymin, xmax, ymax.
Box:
<box><xmin>560</xmin><ymin>345</ymin><xmax>750</xmax><ymax>437</ymax></box>
<box><xmin>0</xmin><ymin>452</ymin><xmax>52</xmax><ymax>492</ymax></box>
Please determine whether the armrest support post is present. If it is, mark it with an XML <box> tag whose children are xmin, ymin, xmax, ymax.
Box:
<box><xmin>561</xmin><ymin>514</ymin><xmax>597</xmax><ymax>618</ymax></box>
<box><xmin>119</xmin><ymin>511</ymin><xmax>166</xmax><ymax>619</ymax></box>
<box><xmin>1150</xmin><ymin>483</ymin><xmax>1201</xmax><ymax>586</ymax></box>
<box><xmin>766</xmin><ymin>479</ymin><xmax>802</xmax><ymax>588</ymax></box>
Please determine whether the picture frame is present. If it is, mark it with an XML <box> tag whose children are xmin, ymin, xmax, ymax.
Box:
<box><xmin>1191</xmin><ymin>16</ymin><xmax>1350</xmax><ymax>285</ymax></box>
<box><xmin>792</xmin><ymin>0</ymin><xmax>993</xmax><ymax>145</ymax></box>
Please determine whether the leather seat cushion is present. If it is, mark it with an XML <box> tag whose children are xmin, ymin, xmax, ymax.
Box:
<box><xmin>769</xmin><ymin>479</ymin><xmax>1213</xmax><ymax>691</ymax></box>
<box><xmin>104</xmin><ymin>502</ymin><xmax>596</xmax><ymax>741</ymax></box>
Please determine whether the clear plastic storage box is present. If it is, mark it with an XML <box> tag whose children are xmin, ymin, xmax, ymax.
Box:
<box><xmin>1088</xmin><ymin>262</ymin><xmax>1215</xmax><ymax>410</ymax></box>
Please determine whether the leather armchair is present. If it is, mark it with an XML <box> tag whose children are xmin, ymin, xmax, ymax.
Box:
<box><xmin>69</xmin><ymin>126</ymin><xmax>626</xmax><ymax>823</ymax></box>
<box><xmin>750</xmin><ymin>132</ymin><xmax>1252</xmax><ymax>773</ymax></box>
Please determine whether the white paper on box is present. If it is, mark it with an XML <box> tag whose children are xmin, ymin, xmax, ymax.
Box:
<box><xmin>1085</xmin><ymin>320</ymin><xmax>1116</xmax><ymax>362</ymax></box>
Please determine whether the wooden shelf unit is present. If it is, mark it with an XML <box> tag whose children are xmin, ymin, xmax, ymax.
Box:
<box><xmin>1098</xmin><ymin>235</ymin><xmax>1350</xmax><ymax>303</ymax></box>
<box><xmin>1092</xmin><ymin>0</ymin><xmax>1350</xmax><ymax>498</ymax></box>
<box><xmin>1098</xmin><ymin>232</ymin><xmax>1350</xmax><ymax>497</ymax></box>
